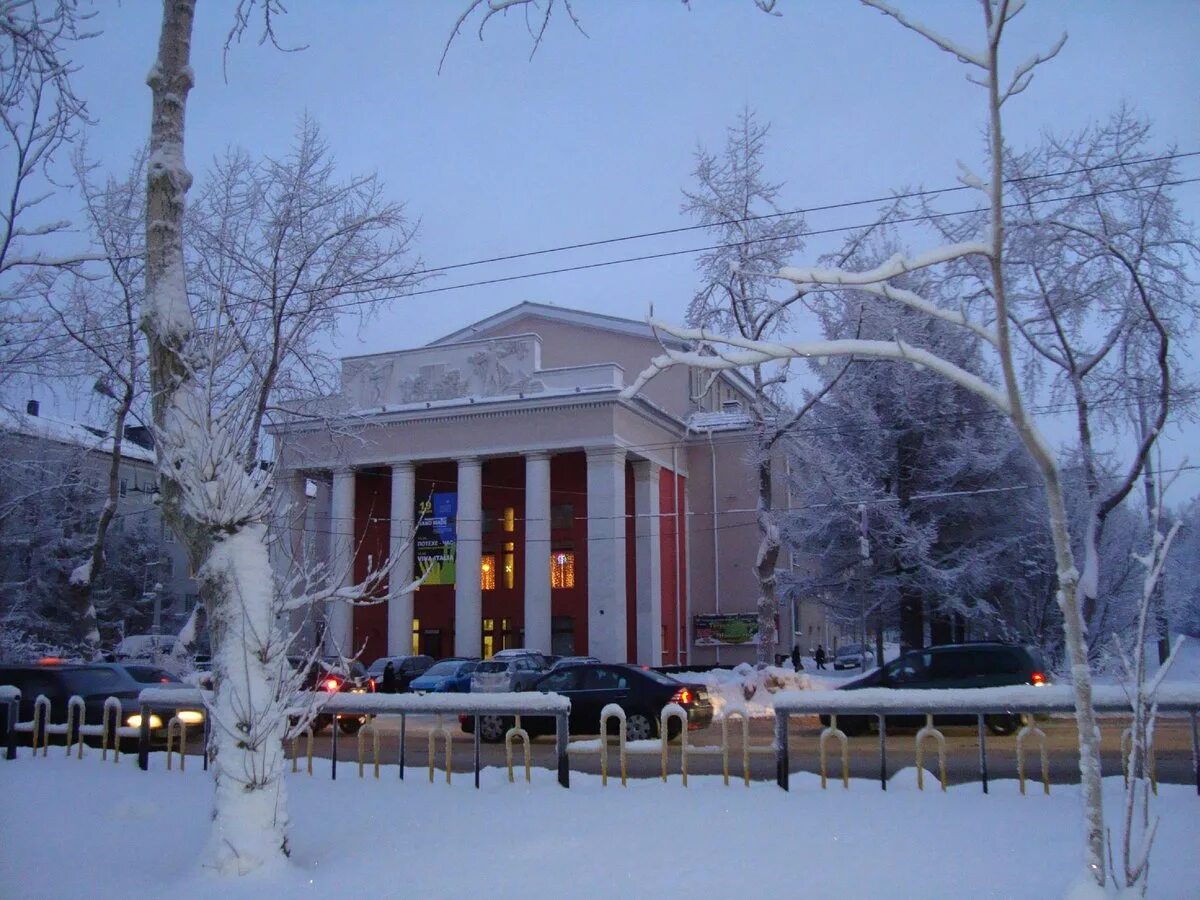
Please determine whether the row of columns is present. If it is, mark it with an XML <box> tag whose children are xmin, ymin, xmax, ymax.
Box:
<box><xmin>315</xmin><ymin>448</ymin><xmax>666</xmax><ymax>664</ymax></box>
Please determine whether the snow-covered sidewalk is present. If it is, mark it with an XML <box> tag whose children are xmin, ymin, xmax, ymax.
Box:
<box><xmin>2</xmin><ymin>753</ymin><xmax>1196</xmax><ymax>898</ymax></box>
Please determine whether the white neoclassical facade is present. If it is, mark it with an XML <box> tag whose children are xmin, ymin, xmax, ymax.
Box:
<box><xmin>271</xmin><ymin>303</ymin><xmax>837</xmax><ymax>666</ymax></box>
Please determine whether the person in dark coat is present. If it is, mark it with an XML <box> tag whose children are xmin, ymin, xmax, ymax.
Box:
<box><xmin>791</xmin><ymin>645</ymin><xmax>803</xmax><ymax>671</ymax></box>
<box><xmin>381</xmin><ymin>661</ymin><xmax>397</xmax><ymax>694</ymax></box>
<box><xmin>815</xmin><ymin>645</ymin><xmax>827</xmax><ymax>670</ymax></box>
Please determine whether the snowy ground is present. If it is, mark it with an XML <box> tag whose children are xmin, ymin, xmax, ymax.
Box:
<box><xmin>1</xmin><ymin>753</ymin><xmax>1196</xmax><ymax>898</ymax></box>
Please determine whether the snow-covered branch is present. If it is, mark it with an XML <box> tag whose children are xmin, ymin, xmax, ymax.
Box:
<box><xmin>623</xmin><ymin>320</ymin><xmax>1011</xmax><ymax>415</ymax></box>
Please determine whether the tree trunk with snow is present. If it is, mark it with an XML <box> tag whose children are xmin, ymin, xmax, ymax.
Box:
<box><xmin>626</xmin><ymin>3</ymin><xmax>1109</xmax><ymax>886</ymax></box>
<box><xmin>144</xmin><ymin>0</ymin><xmax>290</xmax><ymax>873</ymax></box>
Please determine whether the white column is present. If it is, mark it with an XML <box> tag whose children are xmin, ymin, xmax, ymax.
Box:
<box><xmin>632</xmin><ymin>460</ymin><xmax>662</xmax><ymax>666</ymax></box>
<box><xmin>275</xmin><ymin>471</ymin><xmax>309</xmax><ymax>640</ymax></box>
<box><xmin>454</xmin><ymin>457</ymin><xmax>483</xmax><ymax>657</ymax></box>
<box><xmin>524</xmin><ymin>452</ymin><xmax>552</xmax><ymax>654</ymax></box>
<box><xmin>586</xmin><ymin>447</ymin><xmax>627</xmax><ymax>662</ymax></box>
<box><xmin>388</xmin><ymin>462</ymin><xmax>416</xmax><ymax>656</ymax></box>
<box><xmin>328</xmin><ymin>466</ymin><xmax>355</xmax><ymax>655</ymax></box>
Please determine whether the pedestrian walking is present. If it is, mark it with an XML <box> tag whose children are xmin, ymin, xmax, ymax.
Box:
<box><xmin>381</xmin><ymin>660</ymin><xmax>397</xmax><ymax>694</ymax></box>
<box><xmin>815</xmin><ymin>645</ymin><xmax>827</xmax><ymax>670</ymax></box>
<box><xmin>791</xmin><ymin>645</ymin><xmax>803</xmax><ymax>671</ymax></box>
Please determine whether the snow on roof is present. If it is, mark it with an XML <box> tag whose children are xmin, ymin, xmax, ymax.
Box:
<box><xmin>0</xmin><ymin>411</ymin><xmax>156</xmax><ymax>464</ymax></box>
<box><xmin>427</xmin><ymin>301</ymin><xmax>681</xmax><ymax>348</ymax></box>
<box><xmin>686</xmin><ymin>409</ymin><xmax>755</xmax><ymax>432</ymax></box>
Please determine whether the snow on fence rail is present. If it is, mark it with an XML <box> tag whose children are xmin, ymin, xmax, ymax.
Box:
<box><xmin>4</xmin><ymin>682</ymin><xmax>1200</xmax><ymax>797</ymax></box>
<box><xmin>772</xmin><ymin>685</ymin><xmax>1200</xmax><ymax>794</ymax></box>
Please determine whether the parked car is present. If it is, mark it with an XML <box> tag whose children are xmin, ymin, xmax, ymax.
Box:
<box><xmin>490</xmin><ymin>648</ymin><xmax>552</xmax><ymax>669</ymax></box>
<box><xmin>366</xmin><ymin>654</ymin><xmax>435</xmax><ymax>693</ymax></box>
<box><xmin>548</xmin><ymin>656</ymin><xmax>601</xmax><ymax>670</ymax></box>
<box><xmin>0</xmin><ymin>661</ymin><xmax>202</xmax><ymax>747</ymax></box>
<box><xmin>291</xmin><ymin>656</ymin><xmax>375</xmax><ymax>735</ymax></box>
<box><xmin>463</xmin><ymin>663</ymin><xmax>714</xmax><ymax>743</ymax></box>
<box><xmin>409</xmin><ymin>658</ymin><xmax>478</xmax><ymax>694</ymax></box>
<box><xmin>826</xmin><ymin>642</ymin><xmax>1048</xmax><ymax>736</ymax></box>
<box><xmin>832</xmin><ymin>644</ymin><xmax>876</xmax><ymax>670</ymax></box>
<box><xmin>469</xmin><ymin>655</ymin><xmax>547</xmax><ymax>693</ymax></box>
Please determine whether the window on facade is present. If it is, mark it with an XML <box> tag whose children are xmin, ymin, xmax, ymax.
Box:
<box><xmin>551</xmin><ymin>504</ymin><xmax>574</xmax><ymax>530</ymax></box>
<box><xmin>482</xmin><ymin>618</ymin><xmax>496</xmax><ymax>660</ymax></box>
<box><xmin>500</xmin><ymin>617</ymin><xmax>513</xmax><ymax>651</ymax></box>
<box><xmin>503</xmin><ymin>542</ymin><xmax>515</xmax><ymax>590</ymax></box>
<box><xmin>412</xmin><ymin>618</ymin><xmax>420</xmax><ymax>656</ymax></box>
<box><xmin>503</xmin><ymin>506</ymin><xmax>515</xmax><ymax>533</ymax></box>
<box><xmin>119</xmin><ymin>478</ymin><xmax>127</xmax><ymax>498</ymax></box>
<box><xmin>164</xmin><ymin>526</ymin><xmax>175</xmax><ymax>544</ymax></box>
<box><xmin>482</xmin><ymin>509</ymin><xmax>497</xmax><ymax>533</ymax></box>
<box><xmin>551</xmin><ymin>550</ymin><xmax>575</xmax><ymax>589</ymax></box>
<box><xmin>480</xmin><ymin>554</ymin><xmax>496</xmax><ymax>590</ymax></box>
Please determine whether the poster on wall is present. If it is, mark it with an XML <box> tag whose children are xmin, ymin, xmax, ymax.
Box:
<box><xmin>415</xmin><ymin>492</ymin><xmax>457</xmax><ymax>585</ymax></box>
<box><xmin>693</xmin><ymin>613</ymin><xmax>761</xmax><ymax>646</ymax></box>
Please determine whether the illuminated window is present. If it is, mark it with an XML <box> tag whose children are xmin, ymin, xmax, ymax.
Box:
<box><xmin>551</xmin><ymin>550</ymin><xmax>575</xmax><ymax>589</ymax></box>
<box><xmin>412</xmin><ymin>618</ymin><xmax>420</xmax><ymax>656</ymax></box>
<box><xmin>481</xmin><ymin>554</ymin><xmax>496</xmax><ymax>590</ymax></box>
<box><xmin>503</xmin><ymin>506</ymin><xmax>515</xmax><ymax>532</ymax></box>
<box><xmin>482</xmin><ymin>618</ymin><xmax>495</xmax><ymax>659</ymax></box>
<box><xmin>504</xmin><ymin>541</ymin><xmax>515</xmax><ymax>590</ymax></box>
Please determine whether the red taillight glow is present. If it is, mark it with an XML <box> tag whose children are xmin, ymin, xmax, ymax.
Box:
<box><xmin>670</xmin><ymin>687</ymin><xmax>693</xmax><ymax>705</ymax></box>
<box><xmin>322</xmin><ymin>677</ymin><xmax>342</xmax><ymax>692</ymax></box>
<box><xmin>1031</xmin><ymin>672</ymin><xmax>1046</xmax><ymax>686</ymax></box>
<box><xmin>37</xmin><ymin>657</ymin><xmax>64</xmax><ymax>665</ymax></box>
<box><xmin>369</xmin><ymin>678</ymin><xmax>377</xmax><ymax>691</ymax></box>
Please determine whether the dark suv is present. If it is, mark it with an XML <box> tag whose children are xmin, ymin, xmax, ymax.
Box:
<box><xmin>830</xmin><ymin>642</ymin><xmax>1047</xmax><ymax>736</ymax></box>
<box><xmin>0</xmin><ymin>662</ymin><xmax>201</xmax><ymax>747</ymax></box>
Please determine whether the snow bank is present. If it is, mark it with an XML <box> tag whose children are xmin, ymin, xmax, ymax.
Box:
<box><xmin>674</xmin><ymin>664</ymin><xmax>834</xmax><ymax>718</ymax></box>
<box><xmin>1</xmin><ymin>755</ymin><xmax>1197</xmax><ymax>898</ymax></box>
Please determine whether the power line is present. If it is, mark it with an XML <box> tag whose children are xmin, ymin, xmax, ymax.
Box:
<box><xmin>9</xmin><ymin>159</ymin><xmax>1199</xmax><ymax>362</ymax></box>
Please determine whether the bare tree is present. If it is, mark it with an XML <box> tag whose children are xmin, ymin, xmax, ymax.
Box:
<box><xmin>0</xmin><ymin>0</ymin><xmax>96</xmax><ymax>385</ymax></box>
<box><xmin>625</xmin><ymin>2</ymin><xmax>1116</xmax><ymax>887</ymax></box>
<box><xmin>933</xmin><ymin>108</ymin><xmax>1199</xmax><ymax>655</ymax></box>
<box><xmin>142</xmin><ymin>0</ymin><xmax>426</xmax><ymax>871</ymax></box>
<box><xmin>682</xmin><ymin>107</ymin><xmax>834</xmax><ymax>664</ymax></box>
<box><xmin>34</xmin><ymin>149</ymin><xmax>149</xmax><ymax>656</ymax></box>
<box><xmin>1110</xmin><ymin>459</ymin><xmax>1184</xmax><ymax>894</ymax></box>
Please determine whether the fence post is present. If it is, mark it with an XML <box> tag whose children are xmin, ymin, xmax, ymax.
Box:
<box><xmin>877</xmin><ymin>714</ymin><xmax>887</xmax><ymax>790</ymax></box>
<box><xmin>1191</xmin><ymin>710</ymin><xmax>1198</xmax><ymax>796</ymax></box>
<box><xmin>774</xmin><ymin>711</ymin><xmax>789</xmax><ymax>791</ymax></box>
<box><xmin>556</xmin><ymin>711</ymin><xmax>569</xmax><ymax>789</ymax></box>
<box><xmin>331</xmin><ymin>718</ymin><xmax>338</xmax><ymax>781</ymax></box>
<box><xmin>399</xmin><ymin>714</ymin><xmax>406</xmax><ymax>780</ymax></box>
<box><xmin>65</xmin><ymin>696</ymin><xmax>85</xmax><ymax>759</ymax></box>
<box><xmin>976</xmin><ymin>714</ymin><xmax>989</xmax><ymax>795</ymax></box>
<box><xmin>137</xmin><ymin>703</ymin><xmax>150</xmax><ymax>771</ymax></box>
<box><xmin>473</xmin><ymin>716</ymin><xmax>481</xmax><ymax>790</ymax></box>
<box><xmin>1016</xmin><ymin>714</ymin><xmax>1049</xmax><ymax>796</ymax></box>
<box><xmin>3</xmin><ymin>690</ymin><xmax>18</xmax><ymax>761</ymax></box>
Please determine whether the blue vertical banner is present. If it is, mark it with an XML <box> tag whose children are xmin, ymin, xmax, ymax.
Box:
<box><xmin>415</xmin><ymin>491</ymin><xmax>458</xmax><ymax>585</ymax></box>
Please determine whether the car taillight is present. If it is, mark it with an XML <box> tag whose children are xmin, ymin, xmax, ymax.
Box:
<box><xmin>1031</xmin><ymin>672</ymin><xmax>1046</xmax><ymax>687</ymax></box>
<box><xmin>369</xmin><ymin>678</ymin><xmax>376</xmax><ymax>691</ymax></box>
<box><xmin>322</xmin><ymin>677</ymin><xmax>342</xmax><ymax>692</ymax></box>
<box><xmin>670</xmin><ymin>687</ymin><xmax>693</xmax><ymax>705</ymax></box>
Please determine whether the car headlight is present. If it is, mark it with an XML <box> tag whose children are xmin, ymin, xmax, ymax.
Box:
<box><xmin>126</xmin><ymin>714</ymin><xmax>164</xmax><ymax>729</ymax></box>
<box><xmin>177</xmin><ymin>710</ymin><xmax>204</xmax><ymax>725</ymax></box>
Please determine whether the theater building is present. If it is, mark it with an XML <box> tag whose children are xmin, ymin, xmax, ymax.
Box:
<box><xmin>271</xmin><ymin>302</ymin><xmax>834</xmax><ymax>667</ymax></box>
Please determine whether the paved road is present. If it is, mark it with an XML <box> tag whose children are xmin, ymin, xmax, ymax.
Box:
<box><xmin>279</xmin><ymin>713</ymin><xmax>1199</xmax><ymax>789</ymax></box>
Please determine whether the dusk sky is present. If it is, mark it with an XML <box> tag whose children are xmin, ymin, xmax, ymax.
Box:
<box><xmin>47</xmin><ymin>1</ymin><xmax>1200</xmax><ymax>491</ymax></box>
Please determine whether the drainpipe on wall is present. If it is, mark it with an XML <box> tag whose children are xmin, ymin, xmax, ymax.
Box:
<box><xmin>672</xmin><ymin>445</ymin><xmax>681</xmax><ymax>665</ymax></box>
<box><xmin>709</xmin><ymin>428</ymin><xmax>720</xmax><ymax>666</ymax></box>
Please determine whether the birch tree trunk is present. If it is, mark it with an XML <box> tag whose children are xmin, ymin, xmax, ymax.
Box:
<box><xmin>980</xmin><ymin>7</ymin><xmax>1105</xmax><ymax>882</ymax></box>
<box><xmin>144</xmin><ymin>0</ymin><xmax>292</xmax><ymax>873</ymax></box>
